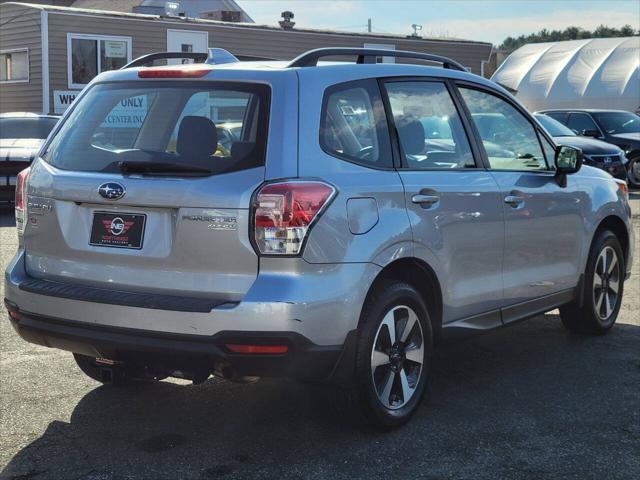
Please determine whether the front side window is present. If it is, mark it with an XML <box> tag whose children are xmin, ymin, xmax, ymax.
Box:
<box><xmin>567</xmin><ymin>113</ymin><xmax>599</xmax><ymax>135</ymax></box>
<box><xmin>385</xmin><ymin>81</ymin><xmax>474</xmax><ymax>169</ymax></box>
<box><xmin>320</xmin><ymin>79</ymin><xmax>392</xmax><ymax>168</ymax></box>
<box><xmin>460</xmin><ymin>87</ymin><xmax>547</xmax><ymax>171</ymax></box>
<box><xmin>43</xmin><ymin>81</ymin><xmax>270</xmax><ymax>176</ymax></box>
<box><xmin>69</xmin><ymin>35</ymin><xmax>130</xmax><ymax>87</ymax></box>
<box><xmin>0</xmin><ymin>49</ymin><xmax>28</xmax><ymax>82</ymax></box>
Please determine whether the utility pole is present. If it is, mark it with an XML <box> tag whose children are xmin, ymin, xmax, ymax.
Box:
<box><xmin>367</xmin><ymin>18</ymin><xmax>372</xmax><ymax>33</ymax></box>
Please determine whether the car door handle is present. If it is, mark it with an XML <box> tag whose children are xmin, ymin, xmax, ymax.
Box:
<box><xmin>504</xmin><ymin>195</ymin><xmax>525</xmax><ymax>207</ymax></box>
<box><xmin>411</xmin><ymin>194</ymin><xmax>440</xmax><ymax>205</ymax></box>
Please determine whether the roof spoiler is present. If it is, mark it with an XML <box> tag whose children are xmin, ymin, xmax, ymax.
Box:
<box><xmin>121</xmin><ymin>48</ymin><xmax>239</xmax><ymax>69</ymax></box>
<box><xmin>287</xmin><ymin>47</ymin><xmax>467</xmax><ymax>71</ymax></box>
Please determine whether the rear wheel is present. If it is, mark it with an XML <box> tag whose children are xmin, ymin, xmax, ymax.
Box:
<box><xmin>560</xmin><ymin>230</ymin><xmax>624</xmax><ymax>334</ymax></box>
<box><xmin>334</xmin><ymin>281</ymin><xmax>433</xmax><ymax>429</ymax></box>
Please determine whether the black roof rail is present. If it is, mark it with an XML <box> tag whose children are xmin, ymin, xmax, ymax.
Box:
<box><xmin>121</xmin><ymin>52</ymin><xmax>208</xmax><ymax>69</ymax></box>
<box><xmin>287</xmin><ymin>47</ymin><xmax>467</xmax><ymax>71</ymax></box>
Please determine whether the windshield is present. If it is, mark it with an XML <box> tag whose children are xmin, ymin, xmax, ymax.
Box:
<box><xmin>535</xmin><ymin>114</ymin><xmax>575</xmax><ymax>137</ymax></box>
<box><xmin>593</xmin><ymin>112</ymin><xmax>640</xmax><ymax>135</ymax></box>
<box><xmin>0</xmin><ymin>117</ymin><xmax>58</xmax><ymax>140</ymax></box>
<box><xmin>43</xmin><ymin>81</ymin><xmax>270</xmax><ymax>175</ymax></box>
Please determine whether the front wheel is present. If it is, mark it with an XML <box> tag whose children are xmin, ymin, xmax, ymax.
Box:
<box><xmin>335</xmin><ymin>281</ymin><xmax>433</xmax><ymax>430</ymax></box>
<box><xmin>627</xmin><ymin>155</ymin><xmax>640</xmax><ymax>189</ymax></box>
<box><xmin>560</xmin><ymin>230</ymin><xmax>625</xmax><ymax>334</ymax></box>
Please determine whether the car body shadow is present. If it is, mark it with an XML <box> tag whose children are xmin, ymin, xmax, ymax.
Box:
<box><xmin>2</xmin><ymin>315</ymin><xmax>639</xmax><ymax>479</ymax></box>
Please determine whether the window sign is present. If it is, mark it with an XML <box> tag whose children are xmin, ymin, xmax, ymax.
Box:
<box><xmin>100</xmin><ymin>95</ymin><xmax>148</xmax><ymax>128</ymax></box>
<box><xmin>104</xmin><ymin>40</ymin><xmax>127</xmax><ymax>58</ymax></box>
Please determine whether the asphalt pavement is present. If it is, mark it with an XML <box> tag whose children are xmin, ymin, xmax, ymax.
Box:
<box><xmin>1</xmin><ymin>201</ymin><xmax>639</xmax><ymax>480</ymax></box>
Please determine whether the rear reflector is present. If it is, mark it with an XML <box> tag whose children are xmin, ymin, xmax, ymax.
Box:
<box><xmin>225</xmin><ymin>344</ymin><xmax>289</xmax><ymax>354</ymax></box>
<box><xmin>138</xmin><ymin>66</ymin><xmax>211</xmax><ymax>78</ymax></box>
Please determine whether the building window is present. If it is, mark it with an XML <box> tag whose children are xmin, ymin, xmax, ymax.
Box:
<box><xmin>0</xmin><ymin>49</ymin><xmax>29</xmax><ymax>83</ymax></box>
<box><xmin>67</xmin><ymin>34</ymin><xmax>131</xmax><ymax>88</ymax></box>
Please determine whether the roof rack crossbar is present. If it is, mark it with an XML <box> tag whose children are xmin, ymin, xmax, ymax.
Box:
<box><xmin>287</xmin><ymin>47</ymin><xmax>467</xmax><ymax>71</ymax></box>
<box><xmin>121</xmin><ymin>52</ymin><xmax>208</xmax><ymax>69</ymax></box>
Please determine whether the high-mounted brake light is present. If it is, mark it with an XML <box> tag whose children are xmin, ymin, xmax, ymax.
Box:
<box><xmin>138</xmin><ymin>65</ymin><xmax>211</xmax><ymax>78</ymax></box>
<box><xmin>15</xmin><ymin>167</ymin><xmax>30</xmax><ymax>233</ymax></box>
<box><xmin>253</xmin><ymin>181</ymin><xmax>336</xmax><ymax>255</ymax></box>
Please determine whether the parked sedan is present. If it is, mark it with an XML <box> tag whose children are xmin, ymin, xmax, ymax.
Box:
<box><xmin>534</xmin><ymin>114</ymin><xmax>628</xmax><ymax>181</ymax></box>
<box><xmin>538</xmin><ymin>109</ymin><xmax>640</xmax><ymax>187</ymax></box>
<box><xmin>0</xmin><ymin>112</ymin><xmax>60</xmax><ymax>205</ymax></box>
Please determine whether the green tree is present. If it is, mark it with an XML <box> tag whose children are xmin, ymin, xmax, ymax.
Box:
<box><xmin>499</xmin><ymin>25</ymin><xmax>639</xmax><ymax>53</ymax></box>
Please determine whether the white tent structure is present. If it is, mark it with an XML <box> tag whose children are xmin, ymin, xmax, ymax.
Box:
<box><xmin>491</xmin><ymin>37</ymin><xmax>640</xmax><ymax>112</ymax></box>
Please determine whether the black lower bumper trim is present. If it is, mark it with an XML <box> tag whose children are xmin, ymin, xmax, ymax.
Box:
<box><xmin>6</xmin><ymin>305</ymin><xmax>346</xmax><ymax>381</ymax></box>
<box><xmin>18</xmin><ymin>277</ymin><xmax>231</xmax><ymax>313</ymax></box>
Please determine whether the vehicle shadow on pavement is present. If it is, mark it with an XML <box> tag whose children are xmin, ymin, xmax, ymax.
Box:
<box><xmin>2</xmin><ymin>314</ymin><xmax>639</xmax><ymax>480</ymax></box>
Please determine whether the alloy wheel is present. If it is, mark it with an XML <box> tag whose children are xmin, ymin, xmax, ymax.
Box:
<box><xmin>593</xmin><ymin>246</ymin><xmax>621</xmax><ymax>321</ymax></box>
<box><xmin>370</xmin><ymin>305</ymin><xmax>424</xmax><ymax>410</ymax></box>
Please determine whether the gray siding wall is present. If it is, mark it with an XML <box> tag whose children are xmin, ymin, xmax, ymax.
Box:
<box><xmin>46</xmin><ymin>10</ymin><xmax>491</xmax><ymax>110</ymax></box>
<box><xmin>0</xmin><ymin>3</ymin><xmax>42</xmax><ymax>113</ymax></box>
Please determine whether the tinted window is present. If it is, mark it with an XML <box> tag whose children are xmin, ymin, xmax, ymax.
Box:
<box><xmin>460</xmin><ymin>88</ymin><xmax>547</xmax><ymax>171</ymax></box>
<box><xmin>593</xmin><ymin>112</ymin><xmax>640</xmax><ymax>135</ymax></box>
<box><xmin>543</xmin><ymin>112</ymin><xmax>567</xmax><ymax>123</ymax></box>
<box><xmin>0</xmin><ymin>117</ymin><xmax>58</xmax><ymax>139</ymax></box>
<box><xmin>43</xmin><ymin>81</ymin><xmax>269</xmax><ymax>175</ymax></box>
<box><xmin>320</xmin><ymin>79</ymin><xmax>392</xmax><ymax>168</ymax></box>
<box><xmin>385</xmin><ymin>81</ymin><xmax>474</xmax><ymax>169</ymax></box>
<box><xmin>567</xmin><ymin>113</ymin><xmax>599</xmax><ymax>134</ymax></box>
<box><xmin>535</xmin><ymin>114</ymin><xmax>575</xmax><ymax>137</ymax></box>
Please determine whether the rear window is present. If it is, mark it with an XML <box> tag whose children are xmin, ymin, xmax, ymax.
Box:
<box><xmin>43</xmin><ymin>81</ymin><xmax>270</xmax><ymax>175</ymax></box>
<box><xmin>0</xmin><ymin>117</ymin><xmax>58</xmax><ymax>140</ymax></box>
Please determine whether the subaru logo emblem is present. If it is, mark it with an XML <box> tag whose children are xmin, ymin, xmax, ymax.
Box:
<box><xmin>98</xmin><ymin>182</ymin><xmax>126</xmax><ymax>200</ymax></box>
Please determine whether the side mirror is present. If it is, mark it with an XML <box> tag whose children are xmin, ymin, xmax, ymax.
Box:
<box><xmin>555</xmin><ymin>145</ymin><xmax>583</xmax><ymax>186</ymax></box>
<box><xmin>581</xmin><ymin>129</ymin><xmax>601</xmax><ymax>138</ymax></box>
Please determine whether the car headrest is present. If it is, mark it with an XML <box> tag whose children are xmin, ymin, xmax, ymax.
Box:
<box><xmin>396</xmin><ymin>117</ymin><xmax>425</xmax><ymax>155</ymax></box>
<box><xmin>176</xmin><ymin>116</ymin><xmax>218</xmax><ymax>160</ymax></box>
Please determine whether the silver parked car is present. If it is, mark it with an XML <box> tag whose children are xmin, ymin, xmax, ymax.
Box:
<box><xmin>0</xmin><ymin>112</ymin><xmax>60</xmax><ymax>205</ymax></box>
<box><xmin>4</xmin><ymin>49</ymin><xmax>634</xmax><ymax>429</ymax></box>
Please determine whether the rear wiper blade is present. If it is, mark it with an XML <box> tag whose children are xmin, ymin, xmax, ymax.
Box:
<box><xmin>118</xmin><ymin>161</ymin><xmax>212</xmax><ymax>175</ymax></box>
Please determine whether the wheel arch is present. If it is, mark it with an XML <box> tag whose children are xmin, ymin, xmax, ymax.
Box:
<box><xmin>361</xmin><ymin>257</ymin><xmax>443</xmax><ymax>344</ymax></box>
<box><xmin>592</xmin><ymin>215</ymin><xmax>630</xmax><ymax>269</ymax></box>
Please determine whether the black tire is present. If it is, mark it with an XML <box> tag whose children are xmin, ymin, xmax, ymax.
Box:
<box><xmin>627</xmin><ymin>155</ymin><xmax>640</xmax><ymax>189</ymax></box>
<box><xmin>560</xmin><ymin>230</ymin><xmax>625</xmax><ymax>334</ymax></box>
<box><xmin>334</xmin><ymin>280</ymin><xmax>433</xmax><ymax>430</ymax></box>
<box><xmin>73</xmin><ymin>353</ymin><xmax>141</xmax><ymax>386</ymax></box>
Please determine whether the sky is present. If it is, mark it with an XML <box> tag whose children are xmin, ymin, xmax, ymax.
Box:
<box><xmin>239</xmin><ymin>0</ymin><xmax>640</xmax><ymax>45</ymax></box>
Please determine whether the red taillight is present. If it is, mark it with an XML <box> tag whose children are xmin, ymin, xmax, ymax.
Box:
<box><xmin>225</xmin><ymin>344</ymin><xmax>289</xmax><ymax>355</ymax></box>
<box><xmin>138</xmin><ymin>65</ymin><xmax>211</xmax><ymax>78</ymax></box>
<box><xmin>15</xmin><ymin>167</ymin><xmax>30</xmax><ymax>210</ymax></box>
<box><xmin>15</xmin><ymin>167</ymin><xmax>30</xmax><ymax>232</ymax></box>
<box><xmin>253</xmin><ymin>181</ymin><xmax>335</xmax><ymax>255</ymax></box>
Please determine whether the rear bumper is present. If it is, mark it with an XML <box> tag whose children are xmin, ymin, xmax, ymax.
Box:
<box><xmin>5</xmin><ymin>249</ymin><xmax>379</xmax><ymax>378</ymax></box>
<box><xmin>5</xmin><ymin>302</ymin><xmax>349</xmax><ymax>380</ymax></box>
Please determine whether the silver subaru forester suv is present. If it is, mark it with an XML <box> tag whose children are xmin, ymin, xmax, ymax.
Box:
<box><xmin>4</xmin><ymin>48</ymin><xmax>634</xmax><ymax>429</ymax></box>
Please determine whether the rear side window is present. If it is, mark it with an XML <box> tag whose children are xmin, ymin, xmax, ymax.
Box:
<box><xmin>384</xmin><ymin>81</ymin><xmax>475</xmax><ymax>169</ymax></box>
<box><xmin>320</xmin><ymin>79</ymin><xmax>392</xmax><ymax>168</ymax></box>
<box><xmin>43</xmin><ymin>81</ymin><xmax>270</xmax><ymax>175</ymax></box>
